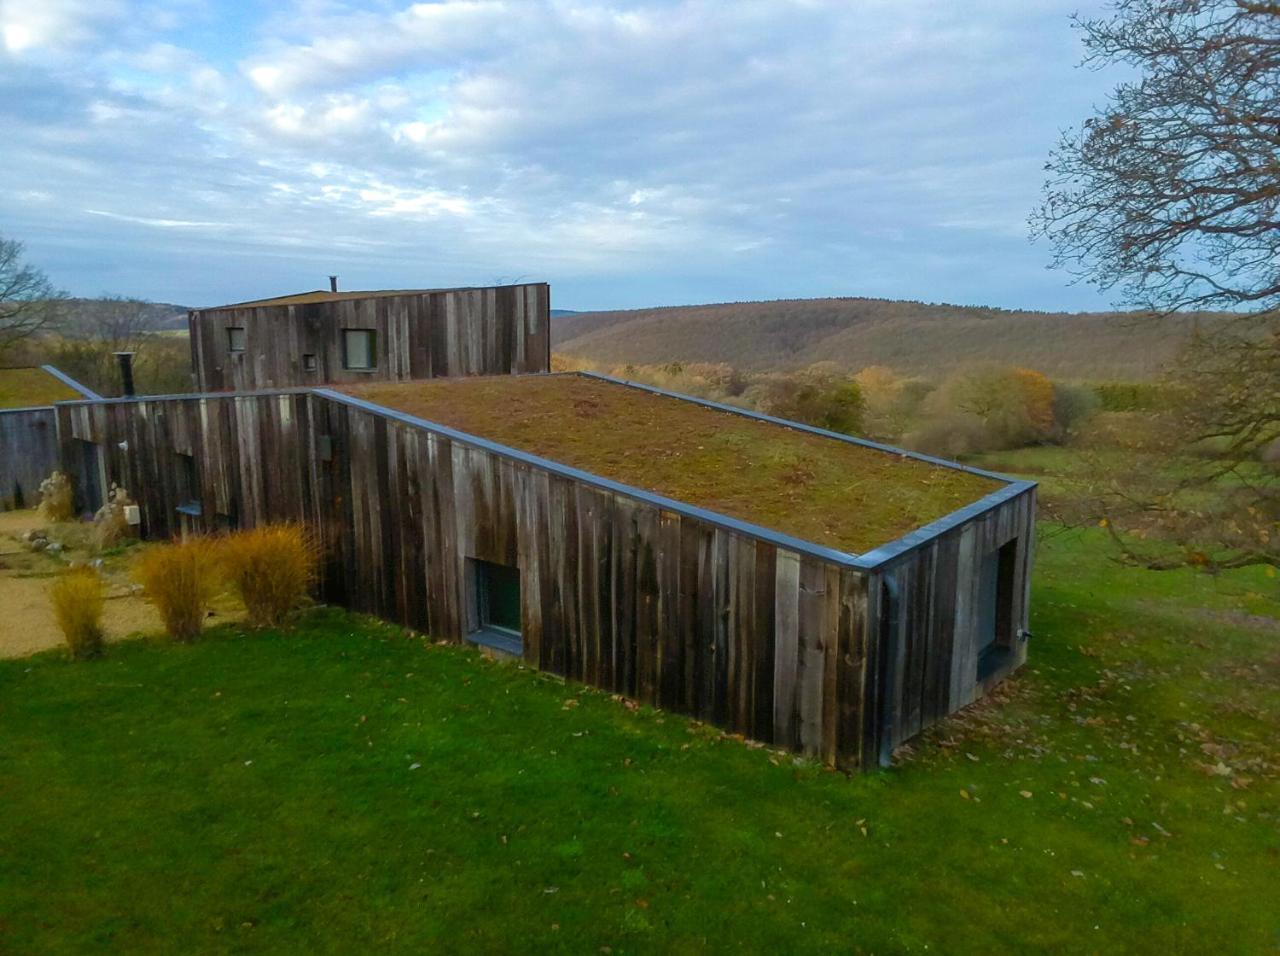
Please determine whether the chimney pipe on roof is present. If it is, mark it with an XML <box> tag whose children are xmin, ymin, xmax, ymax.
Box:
<box><xmin>114</xmin><ymin>351</ymin><xmax>136</xmax><ymax>397</ymax></box>
<box><xmin>329</xmin><ymin>275</ymin><xmax>338</xmax><ymax>293</ymax></box>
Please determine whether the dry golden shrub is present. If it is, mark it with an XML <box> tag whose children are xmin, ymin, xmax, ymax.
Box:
<box><xmin>50</xmin><ymin>567</ymin><xmax>105</xmax><ymax>659</ymax></box>
<box><xmin>219</xmin><ymin>524</ymin><xmax>318</xmax><ymax>628</ymax></box>
<box><xmin>37</xmin><ymin>470</ymin><xmax>75</xmax><ymax>522</ymax></box>
<box><xmin>134</xmin><ymin>538</ymin><xmax>220</xmax><ymax>642</ymax></box>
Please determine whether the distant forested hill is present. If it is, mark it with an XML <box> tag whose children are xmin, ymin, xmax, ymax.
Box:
<box><xmin>62</xmin><ymin>298</ymin><xmax>191</xmax><ymax>333</ymax></box>
<box><xmin>552</xmin><ymin>297</ymin><xmax>1204</xmax><ymax>379</ymax></box>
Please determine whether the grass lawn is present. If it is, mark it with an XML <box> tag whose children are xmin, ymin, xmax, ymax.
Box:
<box><xmin>1</xmin><ymin>529</ymin><xmax>1276</xmax><ymax>953</ymax></box>
<box><xmin>346</xmin><ymin>374</ymin><xmax>1001</xmax><ymax>555</ymax></box>
<box><xmin>0</xmin><ymin>367</ymin><xmax>82</xmax><ymax>409</ymax></box>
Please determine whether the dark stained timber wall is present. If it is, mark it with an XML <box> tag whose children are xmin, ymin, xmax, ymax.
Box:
<box><xmin>1</xmin><ymin>367</ymin><xmax>100</xmax><ymax>512</ymax></box>
<box><xmin>189</xmin><ymin>284</ymin><xmax>551</xmax><ymax>392</ymax></box>
<box><xmin>0</xmin><ymin>408</ymin><xmax>59</xmax><ymax>511</ymax></box>
<box><xmin>55</xmin><ymin>390</ymin><xmax>1035</xmax><ymax>771</ymax></box>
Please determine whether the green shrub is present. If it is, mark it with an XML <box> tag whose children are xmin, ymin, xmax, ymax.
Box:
<box><xmin>1052</xmin><ymin>382</ymin><xmax>1101</xmax><ymax>437</ymax></box>
<box><xmin>908</xmin><ymin>365</ymin><xmax>1057</xmax><ymax>455</ymax></box>
<box><xmin>1093</xmin><ymin>381</ymin><xmax>1164</xmax><ymax>412</ymax></box>
<box><xmin>751</xmin><ymin>362</ymin><xmax>866</xmax><ymax>434</ymax></box>
<box><xmin>50</xmin><ymin>567</ymin><xmax>105</xmax><ymax>660</ymax></box>
<box><xmin>134</xmin><ymin>538</ymin><xmax>220</xmax><ymax>642</ymax></box>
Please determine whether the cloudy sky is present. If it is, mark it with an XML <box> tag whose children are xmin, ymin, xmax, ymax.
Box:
<box><xmin>1</xmin><ymin>0</ymin><xmax>1118</xmax><ymax>311</ymax></box>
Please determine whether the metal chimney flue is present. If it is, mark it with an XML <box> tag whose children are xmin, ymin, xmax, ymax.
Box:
<box><xmin>114</xmin><ymin>351</ymin><xmax>137</xmax><ymax>397</ymax></box>
<box><xmin>329</xmin><ymin>275</ymin><xmax>339</xmax><ymax>293</ymax></box>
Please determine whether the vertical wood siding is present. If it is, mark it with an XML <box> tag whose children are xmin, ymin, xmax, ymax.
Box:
<box><xmin>0</xmin><ymin>408</ymin><xmax>59</xmax><ymax>511</ymax></box>
<box><xmin>189</xmin><ymin>284</ymin><xmax>551</xmax><ymax>392</ymax></box>
<box><xmin>54</xmin><ymin>391</ymin><xmax>1034</xmax><ymax>772</ymax></box>
<box><xmin>869</xmin><ymin>488</ymin><xmax>1037</xmax><ymax>760</ymax></box>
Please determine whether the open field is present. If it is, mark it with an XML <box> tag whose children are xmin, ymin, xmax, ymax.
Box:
<box><xmin>552</xmin><ymin>298</ymin><xmax>1206</xmax><ymax>380</ymax></box>
<box><xmin>346</xmin><ymin>374</ymin><xmax>1000</xmax><ymax>555</ymax></box>
<box><xmin>0</xmin><ymin>368</ymin><xmax>82</xmax><ymax>409</ymax></box>
<box><xmin>1</xmin><ymin>528</ymin><xmax>1275</xmax><ymax>953</ymax></box>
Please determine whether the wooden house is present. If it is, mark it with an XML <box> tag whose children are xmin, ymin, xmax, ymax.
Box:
<box><xmin>187</xmin><ymin>282</ymin><xmax>551</xmax><ymax>391</ymax></box>
<box><xmin>53</xmin><ymin>368</ymin><xmax>1035</xmax><ymax>771</ymax></box>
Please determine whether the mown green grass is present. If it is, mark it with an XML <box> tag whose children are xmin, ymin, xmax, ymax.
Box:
<box><xmin>1</xmin><ymin>530</ymin><xmax>1276</xmax><ymax>953</ymax></box>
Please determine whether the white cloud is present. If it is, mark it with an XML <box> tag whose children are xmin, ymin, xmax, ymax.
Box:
<box><xmin>0</xmin><ymin>0</ymin><xmax>1121</xmax><ymax>310</ymax></box>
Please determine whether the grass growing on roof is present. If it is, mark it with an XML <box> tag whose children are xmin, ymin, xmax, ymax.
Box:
<box><xmin>0</xmin><ymin>367</ymin><xmax>81</xmax><ymax>409</ymax></box>
<box><xmin>0</xmin><ymin>529</ymin><xmax>1276</xmax><ymax>952</ymax></box>
<box><xmin>345</xmin><ymin>374</ymin><xmax>1002</xmax><ymax>554</ymax></box>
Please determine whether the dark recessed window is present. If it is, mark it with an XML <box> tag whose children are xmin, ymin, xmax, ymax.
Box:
<box><xmin>469</xmin><ymin>559</ymin><xmax>522</xmax><ymax>655</ymax></box>
<box><xmin>227</xmin><ymin>327</ymin><xmax>246</xmax><ymax>352</ymax></box>
<box><xmin>977</xmin><ymin>538</ymin><xmax>1018</xmax><ymax>677</ymax></box>
<box><xmin>303</xmin><ymin>353</ymin><xmax>318</xmax><ymax>372</ymax></box>
<box><xmin>175</xmin><ymin>452</ymin><xmax>200</xmax><ymax>513</ymax></box>
<box><xmin>343</xmin><ymin>329</ymin><xmax>376</xmax><ymax>370</ymax></box>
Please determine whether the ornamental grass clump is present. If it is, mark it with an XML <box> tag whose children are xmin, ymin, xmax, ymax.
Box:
<box><xmin>37</xmin><ymin>470</ymin><xmax>74</xmax><ymax>522</ymax></box>
<box><xmin>219</xmin><ymin>524</ymin><xmax>317</xmax><ymax>628</ymax></box>
<box><xmin>135</xmin><ymin>538</ymin><xmax>219</xmax><ymax>642</ymax></box>
<box><xmin>50</xmin><ymin>567</ymin><xmax>106</xmax><ymax>660</ymax></box>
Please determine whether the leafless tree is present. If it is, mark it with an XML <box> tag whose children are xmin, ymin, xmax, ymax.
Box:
<box><xmin>0</xmin><ymin>237</ymin><xmax>63</xmax><ymax>360</ymax></box>
<box><xmin>1034</xmin><ymin>0</ymin><xmax>1279</xmax><ymax>570</ymax></box>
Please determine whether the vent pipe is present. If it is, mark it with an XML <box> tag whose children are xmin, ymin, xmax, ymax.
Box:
<box><xmin>114</xmin><ymin>351</ymin><xmax>136</xmax><ymax>397</ymax></box>
<box><xmin>329</xmin><ymin>275</ymin><xmax>339</xmax><ymax>293</ymax></box>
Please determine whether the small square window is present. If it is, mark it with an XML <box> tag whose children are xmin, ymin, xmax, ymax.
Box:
<box><xmin>227</xmin><ymin>327</ymin><xmax>246</xmax><ymax>352</ymax></box>
<box><xmin>343</xmin><ymin>329</ymin><xmax>376</xmax><ymax>370</ymax></box>
<box><xmin>303</xmin><ymin>353</ymin><xmax>318</xmax><ymax>372</ymax></box>
<box><xmin>468</xmin><ymin>559</ymin><xmax>522</xmax><ymax>656</ymax></box>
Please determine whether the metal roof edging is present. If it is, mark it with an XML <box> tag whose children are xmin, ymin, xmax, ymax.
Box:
<box><xmin>315</xmin><ymin>388</ymin><xmax>867</xmax><ymax>568</ymax></box>
<box><xmin>569</xmin><ymin>371</ymin><xmax>1038</xmax><ymax>569</ymax></box>
<box><xmin>0</xmin><ymin>404</ymin><xmax>62</xmax><ymax>416</ymax></box>
<box><xmin>52</xmin><ymin>382</ymin><xmax>1038</xmax><ymax>572</ymax></box>
<box><xmin>53</xmin><ymin>387</ymin><xmax>315</xmax><ymax>408</ymax></box>
<box><xmin>573</xmin><ymin>370</ymin><xmax>1018</xmax><ymax>483</ymax></box>
<box><xmin>40</xmin><ymin>365</ymin><xmax>102</xmax><ymax>401</ymax></box>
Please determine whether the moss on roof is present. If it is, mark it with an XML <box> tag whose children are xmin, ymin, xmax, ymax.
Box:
<box><xmin>0</xmin><ymin>368</ymin><xmax>82</xmax><ymax>409</ymax></box>
<box><xmin>343</xmin><ymin>374</ymin><xmax>1003</xmax><ymax>555</ymax></box>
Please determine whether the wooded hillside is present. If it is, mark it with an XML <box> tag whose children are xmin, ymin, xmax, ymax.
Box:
<box><xmin>552</xmin><ymin>298</ymin><xmax>1204</xmax><ymax>379</ymax></box>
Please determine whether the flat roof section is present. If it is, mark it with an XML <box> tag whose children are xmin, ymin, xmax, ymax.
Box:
<box><xmin>201</xmin><ymin>283</ymin><xmax>546</xmax><ymax>312</ymax></box>
<box><xmin>0</xmin><ymin>367</ymin><xmax>84</xmax><ymax>409</ymax></box>
<box><xmin>342</xmin><ymin>374</ymin><xmax>1004</xmax><ymax>555</ymax></box>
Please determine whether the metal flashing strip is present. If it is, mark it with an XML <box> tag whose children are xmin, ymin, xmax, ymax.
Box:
<box><xmin>573</xmin><ymin>370</ymin><xmax>1018</xmax><ymax>483</ymax></box>
<box><xmin>316</xmin><ymin>388</ymin><xmax>864</xmax><ymax>567</ymax></box>
<box><xmin>53</xmin><ymin>387</ymin><xmax>315</xmax><ymax>407</ymax></box>
<box><xmin>855</xmin><ymin>478</ymin><xmax>1037</xmax><ymax>567</ymax></box>
<box><xmin>53</xmin><ymin>379</ymin><xmax>1037</xmax><ymax>571</ymax></box>
<box><xmin>570</xmin><ymin>371</ymin><xmax>1038</xmax><ymax>566</ymax></box>
<box><xmin>40</xmin><ymin>365</ymin><xmax>103</xmax><ymax>401</ymax></box>
<box><xmin>316</xmin><ymin>387</ymin><xmax>1036</xmax><ymax>571</ymax></box>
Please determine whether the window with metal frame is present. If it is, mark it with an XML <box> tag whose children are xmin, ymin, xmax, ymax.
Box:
<box><xmin>343</xmin><ymin>329</ymin><xmax>376</xmax><ymax>370</ymax></box>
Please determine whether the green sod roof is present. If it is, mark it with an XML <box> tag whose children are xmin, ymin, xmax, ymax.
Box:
<box><xmin>344</xmin><ymin>374</ymin><xmax>1003</xmax><ymax>555</ymax></box>
<box><xmin>0</xmin><ymin>368</ymin><xmax>83</xmax><ymax>409</ymax></box>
